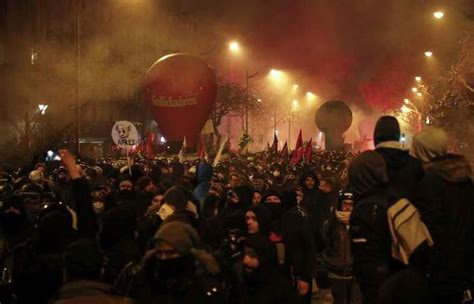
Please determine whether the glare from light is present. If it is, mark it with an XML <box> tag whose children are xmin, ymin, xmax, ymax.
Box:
<box><xmin>424</xmin><ymin>51</ymin><xmax>433</xmax><ymax>58</ymax></box>
<box><xmin>426</xmin><ymin>116</ymin><xmax>431</xmax><ymax>125</ymax></box>
<box><xmin>229</xmin><ymin>41</ymin><xmax>240</xmax><ymax>54</ymax></box>
<box><xmin>401</xmin><ymin>105</ymin><xmax>411</xmax><ymax>113</ymax></box>
<box><xmin>411</xmin><ymin>87</ymin><xmax>418</xmax><ymax>93</ymax></box>
<box><xmin>292</xmin><ymin>84</ymin><xmax>299</xmax><ymax>91</ymax></box>
<box><xmin>415</xmin><ymin>76</ymin><xmax>422</xmax><ymax>82</ymax></box>
<box><xmin>257</xmin><ymin>98</ymin><xmax>262</xmax><ymax>102</ymax></box>
<box><xmin>433</xmin><ymin>11</ymin><xmax>444</xmax><ymax>19</ymax></box>
<box><xmin>47</xmin><ymin>150</ymin><xmax>54</xmax><ymax>157</ymax></box>
<box><xmin>404</xmin><ymin>98</ymin><xmax>409</xmax><ymax>104</ymax></box>
<box><xmin>292</xmin><ymin>99</ymin><xmax>300</xmax><ymax>112</ymax></box>
<box><xmin>160</xmin><ymin>136</ymin><xmax>166</xmax><ymax>143</ymax></box>
<box><xmin>416</xmin><ymin>92</ymin><xmax>422</xmax><ymax>97</ymax></box>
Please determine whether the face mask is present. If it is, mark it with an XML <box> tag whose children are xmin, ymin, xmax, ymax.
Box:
<box><xmin>157</xmin><ymin>203</ymin><xmax>174</xmax><ymax>220</ymax></box>
<box><xmin>119</xmin><ymin>189</ymin><xmax>134</xmax><ymax>200</ymax></box>
<box><xmin>264</xmin><ymin>203</ymin><xmax>283</xmax><ymax>220</ymax></box>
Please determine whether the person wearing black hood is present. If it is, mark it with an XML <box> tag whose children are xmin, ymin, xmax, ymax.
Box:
<box><xmin>373</xmin><ymin>115</ymin><xmax>423</xmax><ymax>201</ymax></box>
<box><xmin>7</xmin><ymin>203</ymin><xmax>76</xmax><ymax>304</ymax></box>
<box><xmin>98</xmin><ymin>205</ymin><xmax>142</xmax><ymax>284</ymax></box>
<box><xmin>51</xmin><ymin>239</ymin><xmax>134</xmax><ymax>304</ymax></box>
<box><xmin>348</xmin><ymin>151</ymin><xmax>396</xmax><ymax>304</ymax></box>
<box><xmin>0</xmin><ymin>195</ymin><xmax>33</xmax><ymax>257</ymax></box>
<box><xmin>410</xmin><ymin>127</ymin><xmax>474</xmax><ymax>304</ymax></box>
<box><xmin>232</xmin><ymin>234</ymin><xmax>297</xmax><ymax>304</ymax></box>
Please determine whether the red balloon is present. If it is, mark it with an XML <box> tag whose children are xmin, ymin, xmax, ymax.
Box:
<box><xmin>143</xmin><ymin>54</ymin><xmax>217</xmax><ymax>144</ymax></box>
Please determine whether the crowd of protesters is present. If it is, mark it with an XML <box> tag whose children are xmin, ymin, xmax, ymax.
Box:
<box><xmin>0</xmin><ymin>115</ymin><xmax>472</xmax><ymax>304</ymax></box>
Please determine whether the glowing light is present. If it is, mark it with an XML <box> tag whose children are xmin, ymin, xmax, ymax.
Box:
<box><xmin>416</xmin><ymin>92</ymin><xmax>422</xmax><ymax>97</ymax></box>
<box><xmin>426</xmin><ymin>116</ymin><xmax>431</xmax><ymax>125</ymax></box>
<box><xmin>424</xmin><ymin>51</ymin><xmax>433</xmax><ymax>58</ymax></box>
<box><xmin>433</xmin><ymin>11</ymin><xmax>444</xmax><ymax>19</ymax></box>
<box><xmin>257</xmin><ymin>98</ymin><xmax>262</xmax><ymax>102</ymax></box>
<box><xmin>160</xmin><ymin>136</ymin><xmax>166</xmax><ymax>143</ymax></box>
<box><xmin>292</xmin><ymin>84</ymin><xmax>299</xmax><ymax>91</ymax></box>
<box><xmin>291</xmin><ymin>99</ymin><xmax>300</xmax><ymax>111</ymax></box>
<box><xmin>228</xmin><ymin>41</ymin><xmax>240</xmax><ymax>53</ymax></box>
<box><xmin>269</xmin><ymin>69</ymin><xmax>283</xmax><ymax>79</ymax></box>
<box><xmin>275</xmin><ymin>130</ymin><xmax>279</xmax><ymax>135</ymax></box>
<box><xmin>415</xmin><ymin>76</ymin><xmax>422</xmax><ymax>82</ymax></box>
<box><xmin>411</xmin><ymin>87</ymin><xmax>418</xmax><ymax>93</ymax></box>
<box><xmin>401</xmin><ymin>105</ymin><xmax>411</xmax><ymax>113</ymax></box>
<box><xmin>38</xmin><ymin>104</ymin><xmax>48</xmax><ymax>115</ymax></box>
<box><xmin>47</xmin><ymin>150</ymin><xmax>54</xmax><ymax>157</ymax></box>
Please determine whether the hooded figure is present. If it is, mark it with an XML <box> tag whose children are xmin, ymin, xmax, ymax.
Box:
<box><xmin>116</xmin><ymin>221</ymin><xmax>223</xmax><ymax>303</ymax></box>
<box><xmin>98</xmin><ymin>206</ymin><xmax>141</xmax><ymax>284</ymax></box>
<box><xmin>411</xmin><ymin>127</ymin><xmax>474</xmax><ymax>303</ymax></box>
<box><xmin>193</xmin><ymin>163</ymin><xmax>213</xmax><ymax>210</ymax></box>
<box><xmin>10</xmin><ymin>203</ymin><xmax>76</xmax><ymax>304</ymax></box>
<box><xmin>348</xmin><ymin>151</ymin><xmax>395</xmax><ymax>304</ymax></box>
<box><xmin>233</xmin><ymin>234</ymin><xmax>297</xmax><ymax>304</ymax></box>
<box><xmin>373</xmin><ymin>115</ymin><xmax>424</xmax><ymax>200</ymax></box>
<box><xmin>246</xmin><ymin>204</ymin><xmax>272</xmax><ymax>238</ymax></box>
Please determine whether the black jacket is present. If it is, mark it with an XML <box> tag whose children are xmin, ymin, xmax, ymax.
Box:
<box><xmin>281</xmin><ymin>205</ymin><xmax>316</xmax><ymax>284</ymax></box>
<box><xmin>375</xmin><ymin>143</ymin><xmax>424</xmax><ymax>200</ymax></box>
<box><xmin>414</xmin><ymin>154</ymin><xmax>474</xmax><ymax>296</ymax></box>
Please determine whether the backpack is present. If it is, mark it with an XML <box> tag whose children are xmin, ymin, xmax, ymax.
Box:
<box><xmin>387</xmin><ymin>198</ymin><xmax>433</xmax><ymax>265</ymax></box>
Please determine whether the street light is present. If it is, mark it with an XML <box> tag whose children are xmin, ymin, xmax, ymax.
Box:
<box><xmin>424</xmin><ymin>51</ymin><xmax>433</xmax><ymax>58</ymax></box>
<box><xmin>38</xmin><ymin>104</ymin><xmax>48</xmax><ymax>115</ymax></box>
<box><xmin>416</xmin><ymin>92</ymin><xmax>422</xmax><ymax>97</ymax></box>
<box><xmin>404</xmin><ymin>98</ymin><xmax>410</xmax><ymax>104</ymax></box>
<box><xmin>411</xmin><ymin>87</ymin><xmax>418</xmax><ymax>93</ymax></box>
<box><xmin>229</xmin><ymin>41</ymin><xmax>241</xmax><ymax>54</ymax></box>
<box><xmin>415</xmin><ymin>76</ymin><xmax>422</xmax><ymax>82</ymax></box>
<box><xmin>433</xmin><ymin>11</ymin><xmax>444</xmax><ymax>19</ymax></box>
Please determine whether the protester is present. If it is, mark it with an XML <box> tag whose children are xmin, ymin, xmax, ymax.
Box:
<box><xmin>411</xmin><ymin>126</ymin><xmax>474</xmax><ymax>304</ymax></box>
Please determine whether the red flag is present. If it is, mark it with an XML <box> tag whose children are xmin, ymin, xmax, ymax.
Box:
<box><xmin>304</xmin><ymin>137</ymin><xmax>312</xmax><ymax>162</ymax></box>
<box><xmin>270</xmin><ymin>132</ymin><xmax>278</xmax><ymax>153</ymax></box>
<box><xmin>196</xmin><ymin>134</ymin><xmax>207</xmax><ymax>159</ymax></box>
<box><xmin>290</xmin><ymin>129</ymin><xmax>304</xmax><ymax>165</ymax></box>
<box><xmin>280</xmin><ymin>141</ymin><xmax>289</xmax><ymax>159</ymax></box>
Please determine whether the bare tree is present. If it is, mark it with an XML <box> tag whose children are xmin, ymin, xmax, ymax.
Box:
<box><xmin>425</xmin><ymin>30</ymin><xmax>474</xmax><ymax>153</ymax></box>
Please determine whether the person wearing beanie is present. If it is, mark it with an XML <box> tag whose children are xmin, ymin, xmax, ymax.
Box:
<box><xmin>411</xmin><ymin>127</ymin><xmax>474</xmax><ymax>304</ymax></box>
<box><xmin>348</xmin><ymin>150</ymin><xmax>397</xmax><ymax>304</ymax></box>
<box><xmin>134</xmin><ymin>176</ymin><xmax>156</xmax><ymax>219</ymax></box>
<box><xmin>373</xmin><ymin>115</ymin><xmax>423</xmax><ymax>201</ymax></box>
<box><xmin>51</xmin><ymin>239</ymin><xmax>134</xmax><ymax>304</ymax></box>
<box><xmin>116</xmin><ymin>221</ymin><xmax>223</xmax><ymax>303</ymax></box>
<box><xmin>323</xmin><ymin>190</ymin><xmax>363</xmax><ymax>304</ymax></box>
<box><xmin>232</xmin><ymin>234</ymin><xmax>297</xmax><ymax>304</ymax></box>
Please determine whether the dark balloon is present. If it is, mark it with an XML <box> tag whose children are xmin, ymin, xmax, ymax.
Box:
<box><xmin>315</xmin><ymin>100</ymin><xmax>352</xmax><ymax>150</ymax></box>
<box><xmin>143</xmin><ymin>54</ymin><xmax>217</xmax><ymax>146</ymax></box>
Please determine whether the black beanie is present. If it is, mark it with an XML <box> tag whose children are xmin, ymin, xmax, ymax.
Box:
<box><xmin>163</xmin><ymin>186</ymin><xmax>188</xmax><ymax>210</ymax></box>
<box><xmin>373</xmin><ymin>116</ymin><xmax>401</xmax><ymax>146</ymax></box>
<box><xmin>64</xmin><ymin>239</ymin><xmax>103</xmax><ymax>280</ymax></box>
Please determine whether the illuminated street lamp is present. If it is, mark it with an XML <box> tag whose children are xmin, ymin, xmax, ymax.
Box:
<box><xmin>411</xmin><ymin>87</ymin><xmax>418</xmax><ymax>93</ymax></box>
<box><xmin>415</xmin><ymin>76</ymin><xmax>422</xmax><ymax>82</ymax></box>
<box><xmin>38</xmin><ymin>104</ymin><xmax>48</xmax><ymax>115</ymax></box>
<box><xmin>424</xmin><ymin>51</ymin><xmax>433</xmax><ymax>58</ymax></box>
<box><xmin>228</xmin><ymin>41</ymin><xmax>240</xmax><ymax>54</ymax></box>
<box><xmin>433</xmin><ymin>11</ymin><xmax>444</xmax><ymax>19</ymax></box>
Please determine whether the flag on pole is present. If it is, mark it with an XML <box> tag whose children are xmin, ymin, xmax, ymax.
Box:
<box><xmin>213</xmin><ymin>136</ymin><xmax>228</xmax><ymax>167</ymax></box>
<box><xmin>196</xmin><ymin>134</ymin><xmax>207</xmax><ymax>160</ymax></box>
<box><xmin>280</xmin><ymin>141</ymin><xmax>289</xmax><ymax>159</ymax></box>
<box><xmin>270</xmin><ymin>132</ymin><xmax>278</xmax><ymax>154</ymax></box>
<box><xmin>290</xmin><ymin>129</ymin><xmax>304</xmax><ymax>165</ymax></box>
<box><xmin>304</xmin><ymin>137</ymin><xmax>312</xmax><ymax>162</ymax></box>
<box><xmin>178</xmin><ymin>136</ymin><xmax>187</xmax><ymax>163</ymax></box>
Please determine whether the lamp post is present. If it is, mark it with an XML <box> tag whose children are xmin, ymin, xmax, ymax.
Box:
<box><xmin>75</xmin><ymin>0</ymin><xmax>81</xmax><ymax>154</ymax></box>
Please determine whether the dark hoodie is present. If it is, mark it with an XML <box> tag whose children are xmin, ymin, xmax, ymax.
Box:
<box><xmin>414</xmin><ymin>154</ymin><xmax>474</xmax><ymax>296</ymax></box>
<box><xmin>348</xmin><ymin>151</ymin><xmax>394</xmax><ymax>304</ymax></box>
<box><xmin>247</xmin><ymin>204</ymin><xmax>272</xmax><ymax>237</ymax></box>
<box><xmin>375</xmin><ymin>142</ymin><xmax>424</xmax><ymax>201</ymax></box>
<box><xmin>233</xmin><ymin>235</ymin><xmax>297</xmax><ymax>304</ymax></box>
